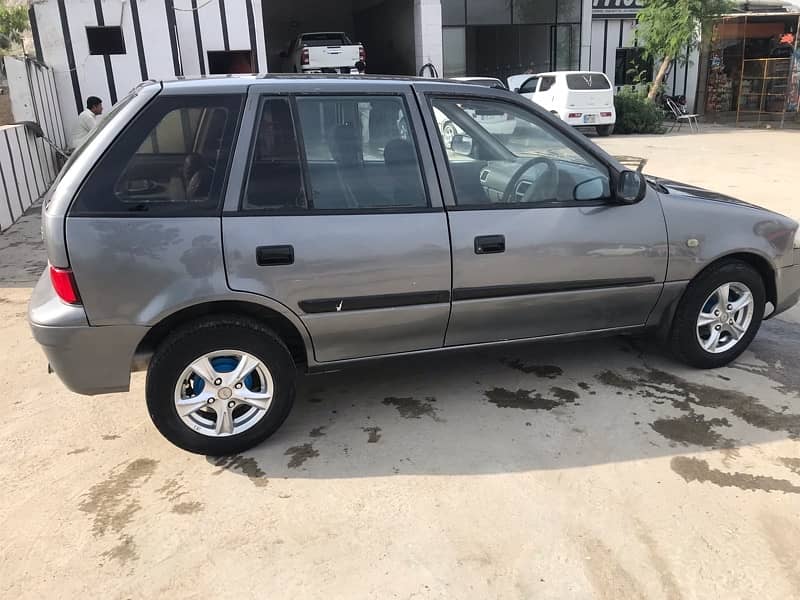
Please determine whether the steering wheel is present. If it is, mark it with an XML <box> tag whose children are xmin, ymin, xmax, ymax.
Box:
<box><xmin>501</xmin><ymin>157</ymin><xmax>559</xmax><ymax>204</ymax></box>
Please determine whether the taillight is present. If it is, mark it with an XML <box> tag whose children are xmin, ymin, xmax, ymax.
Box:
<box><xmin>568</xmin><ymin>113</ymin><xmax>582</xmax><ymax>118</ymax></box>
<box><xmin>359</xmin><ymin>45</ymin><xmax>366</xmax><ymax>63</ymax></box>
<box><xmin>50</xmin><ymin>265</ymin><xmax>81</xmax><ymax>305</ymax></box>
<box><xmin>600</xmin><ymin>111</ymin><xmax>612</xmax><ymax>117</ymax></box>
<box><xmin>301</xmin><ymin>48</ymin><xmax>309</xmax><ymax>66</ymax></box>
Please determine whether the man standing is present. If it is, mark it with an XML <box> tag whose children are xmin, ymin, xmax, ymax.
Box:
<box><xmin>72</xmin><ymin>96</ymin><xmax>103</xmax><ymax>150</ymax></box>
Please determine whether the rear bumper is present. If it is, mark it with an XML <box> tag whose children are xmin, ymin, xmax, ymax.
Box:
<box><xmin>559</xmin><ymin>112</ymin><xmax>616</xmax><ymax>127</ymax></box>
<box><xmin>771</xmin><ymin>257</ymin><xmax>800</xmax><ymax>318</ymax></box>
<box><xmin>28</xmin><ymin>270</ymin><xmax>148</xmax><ymax>395</ymax></box>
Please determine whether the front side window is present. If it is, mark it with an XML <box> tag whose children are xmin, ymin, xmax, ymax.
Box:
<box><xmin>519</xmin><ymin>77</ymin><xmax>539</xmax><ymax>93</ymax></box>
<box><xmin>294</xmin><ymin>95</ymin><xmax>428</xmax><ymax>211</ymax></box>
<box><xmin>431</xmin><ymin>96</ymin><xmax>611</xmax><ymax>207</ymax></box>
<box><xmin>71</xmin><ymin>95</ymin><xmax>242</xmax><ymax>215</ymax></box>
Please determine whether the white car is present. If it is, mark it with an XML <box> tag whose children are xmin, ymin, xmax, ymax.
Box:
<box><xmin>281</xmin><ymin>32</ymin><xmax>364</xmax><ymax>74</ymax></box>
<box><xmin>437</xmin><ymin>78</ymin><xmax>517</xmax><ymax>147</ymax></box>
<box><xmin>508</xmin><ymin>71</ymin><xmax>616</xmax><ymax>136</ymax></box>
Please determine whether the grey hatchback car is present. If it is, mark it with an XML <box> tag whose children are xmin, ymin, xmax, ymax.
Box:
<box><xmin>30</xmin><ymin>76</ymin><xmax>800</xmax><ymax>455</ymax></box>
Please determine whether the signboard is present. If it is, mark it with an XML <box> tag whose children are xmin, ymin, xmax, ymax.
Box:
<box><xmin>592</xmin><ymin>0</ymin><xmax>644</xmax><ymax>19</ymax></box>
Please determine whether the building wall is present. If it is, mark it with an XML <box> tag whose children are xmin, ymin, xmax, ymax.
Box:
<box><xmin>31</xmin><ymin>0</ymin><xmax>266</xmax><ymax>144</ymax></box>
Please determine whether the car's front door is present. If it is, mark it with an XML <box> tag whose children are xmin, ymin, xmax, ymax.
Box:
<box><xmin>418</xmin><ymin>89</ymin><xmax>668</xmax><ymax>346</ymax></box>
<box><xmin>222</xmin><ymin>82</ymin><xmax>451</xmax><ymax>362</ymax></box>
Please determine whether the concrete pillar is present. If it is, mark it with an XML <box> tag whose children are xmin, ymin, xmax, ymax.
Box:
<box><xmin>414</xmin><ymin>0</ymin><xmax>443</xmax><ymax>76</ymax></box>
<box><xmin>581</xmin><ymin>0</ymin><xmax>593</xmax><ymax>70</ymax></box>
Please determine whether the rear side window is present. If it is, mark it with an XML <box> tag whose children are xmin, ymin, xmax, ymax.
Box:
<box><xmin>539</xmin><ymin>76</ymin><xmax>556</xmax><ymax>91</ymax></box>
<box><xmin>71</xmin><ymin>94</ymin><xmax>243</xmax><ymax>216</ymax></box>
<box><xmin>566</xmin><ymin>74</ymin><xmax>611</xmax><ymax>90</ymax></box>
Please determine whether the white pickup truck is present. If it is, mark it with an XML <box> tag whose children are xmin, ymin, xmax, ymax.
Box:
<box><xmin>282</xmin><ymin>32</ymin><xmax>365</xmax><ymax>74</ymax></box>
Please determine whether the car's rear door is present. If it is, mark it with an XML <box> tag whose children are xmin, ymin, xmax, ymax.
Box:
<box><xmin>222</xmin><ymin>80</ymin><xmax>452</xmax><ymax>362</ymax></box>
<box><xmin>415</xmin><ymin>83</ymin><xmax>667</xmax><ymax>346</ymax></box>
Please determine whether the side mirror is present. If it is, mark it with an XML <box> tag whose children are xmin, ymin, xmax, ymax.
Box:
<box><xmin>615</xmin><ymin>169</ymin><xmax>646</xmax><ymax>204</ymax></box>
<box><xmin>513</xmin><ymin>87</ymin><xmax>520</xmax><ymax>93</ymax></box>
<box><xmin>279</xmin><ymin>51</ymin><xmax>288</xmax><ymax>58</ymax></box>
<box><xmin>574</xmin><ymin>176</ymin><xmax>607</xmax><ymax>201</ymax></box>
<box><xmin>451</xmin><ymin>134</ymin><xmax>473</xmax><ymax>156</ymax></box>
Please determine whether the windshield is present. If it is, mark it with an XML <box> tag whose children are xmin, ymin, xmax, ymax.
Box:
<box><xmin>301</xmin><ymin>33</ymin><xmax>352</xmax><ymax>46</ymax></box>
<box><xmin>566</xmin><ymin>73</ymin><xmax>611</xmax><ymax>90</ymax></box>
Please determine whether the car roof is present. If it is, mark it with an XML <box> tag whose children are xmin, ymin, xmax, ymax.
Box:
<box><xmin>158</xmin><ymin>74</ymin><xmax>482</xmax><ymax>92</ymax></box>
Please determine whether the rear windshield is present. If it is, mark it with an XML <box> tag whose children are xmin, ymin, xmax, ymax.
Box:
<box><xmin>301</xmin><ymin>33</ymin><xmax>352</xmax><ymax>47</ymax></box>
<box><xmin>566</xmin><ymin>74</ymin><xmax>611</xmax><ymax>90</ymax></box>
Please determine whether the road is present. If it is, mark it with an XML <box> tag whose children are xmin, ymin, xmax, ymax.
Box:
<box><xmin>1</xmin><ymin>127</ymin><xmax>799</xmax><ymax>599</ymax></box>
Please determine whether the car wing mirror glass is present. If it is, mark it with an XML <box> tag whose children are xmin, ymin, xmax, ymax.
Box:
<box><xmin>615</xmin><ymin>169</ymin><xmax>646</xmax><ymax>204</ymax></box>
<box><xmin>574</xmin><ymin>177</ymin><xmax>607</xmax><ymax>201</ymax></box>
<box><xmin>451</xmin><ymin>134</ymin><xmax>473</xmax><ymax>156</ymax></box>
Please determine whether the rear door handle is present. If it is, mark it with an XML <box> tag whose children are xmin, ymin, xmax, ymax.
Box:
<box><xmin>474</xmin><ymin>235</ymin><xmax>505</xmax><ymax>255</ymax></box>
<box><xmin>256</xmin><ymin>245</ymin><xmax>294</xmax><ymax>266</ymax></box>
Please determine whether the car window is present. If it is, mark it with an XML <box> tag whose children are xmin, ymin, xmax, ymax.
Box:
<box><xmin>294</xmin><ymin>95</ymin><xmax>428</xmax><ymax>211</ymax></box>
<box><xmin>566</xmin><ymin>73</ymin><xmax>611</xmax><ymax>90</ymax></box>
<box><xmin>539</xmin><ymin>76</ymin><xmax>556</xmax><ymax>92</ymax></box>
<box><xmin>431</xmin><ymin>96</ymin><xmax>611</xmax><ymax>207</ymax></box>
<box><xmin>71</xmin><ymin>95</ymin><xmax>243</xmax><ymax>216</ymax></box>
<box><xmin>242</xmin><ymin>98</ymin><xmax>306</xmax><ymax>211</ymax></box>
<box><xmin>519</xmin><ymin>77</ymin><xmax>539</xmax><ymax>94</ymax></box>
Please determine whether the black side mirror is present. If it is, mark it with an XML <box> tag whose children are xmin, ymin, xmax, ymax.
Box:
<box><xmin>615</xmin><ymin>169</ymin><xmax>647</xmax><ymax>204</ymax></box>
<box><xmin>513</xmin><ymin>87</ymin><xmax>520</xmax><ymax>93</ymax></box>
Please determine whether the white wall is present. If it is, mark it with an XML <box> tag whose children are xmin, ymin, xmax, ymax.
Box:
<box><xmin>415</xmin><ymin>0</ymin><xmax>443</xmax><ymax>75</ymax></box>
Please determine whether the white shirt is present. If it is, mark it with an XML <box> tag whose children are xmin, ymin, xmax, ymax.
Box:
<box><xmin>72</xmin><ymin>109</ymin><xmax>98</xmax><ymax>150</ymax></box>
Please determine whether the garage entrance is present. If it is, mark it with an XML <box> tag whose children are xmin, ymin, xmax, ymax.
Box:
<box><xmin>262</xmin><ymin>0</ymin><xmax>417</xmax><ymax>75</ymax></box>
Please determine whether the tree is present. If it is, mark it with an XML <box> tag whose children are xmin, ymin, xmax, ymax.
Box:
<box><xmin>0</xmin><ymin>4</ymin><xmax>28</xmax><ymax>54</ymax></box>
<box><xmin>636</xmin><ymin>0</ymin><xmax>732</xmax><ymax>101</ymax></box>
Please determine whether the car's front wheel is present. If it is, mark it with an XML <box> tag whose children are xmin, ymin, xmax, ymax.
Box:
<box><xmin>670</xmin><ymin>260</ymin><xmax>765</xmax><ymax>368</ymax></box>
<box><xmin>146</xmin><ymin>316</ymin><xmax>296</xmax><ymax>455</ymax></box>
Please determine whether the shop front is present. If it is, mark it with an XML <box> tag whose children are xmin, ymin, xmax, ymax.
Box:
<box><xmin>703</xmin><ymin>12</ymin><xmax>800</xmax><ymax>125</ymax></box>
<box><xmin>441</xmin><ymin>0</ymin><xmax>591</xmax><ymax>81</ymax></box>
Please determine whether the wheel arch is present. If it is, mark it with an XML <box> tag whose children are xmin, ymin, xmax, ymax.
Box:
<box><xmin>134</xmin><ymin>299</ymin><xmax>312</xmax><ymax>371</ymax></box>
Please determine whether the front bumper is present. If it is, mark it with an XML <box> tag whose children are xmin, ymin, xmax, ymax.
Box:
<box><xmin>29</xmin><ymin>270</ymin><xmax>148</xmax><ymax>395</ymax></box>
<box><xmin>771</xmin><ymin>253</ymin><xmax>800</xmax><ymax>318</ymax></box>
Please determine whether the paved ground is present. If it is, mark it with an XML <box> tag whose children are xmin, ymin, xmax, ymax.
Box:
<box><xmin>2</xmin><ymin>128</ymin><xmax>800</xmax><ymax>599</ymax></box>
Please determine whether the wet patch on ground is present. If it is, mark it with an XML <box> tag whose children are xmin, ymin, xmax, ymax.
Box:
<box><xmin>285</xmin><ymin>443</ymin><xmax>319</xmax><ymax>469</ymax></box>
<box><xmin>157</xmin><ymin>478</ymin><xmax>187</xmax><ymax>503</ymax></box>
<box><xmin>383</xmin><ymin>396</ymin><xmax>442</xmax><ymax>421</ymax></box>
<box><xmin>309</xmin><ymin>426</ymin><xmax>326</xmax><ymax>438</ymax></box>
<box><xmin>650</xmin><ymin>414</ymin><xmax>735</xmax><ymax>448</ymax></box>
<box><xmin>212</xmin><ymin>456</ymin><xmax>268</xmax><ymax>487</ymax></box>
<box><xmin>484</xmin><ymin>386</ymin><xmax>579</xmax><ymax>411</ymax></box>
<box><xmin>500</xmin><ymin>358</ymin><xmax>563</xmax><ymax>379</ymax></box>
<box><xmin>101</xmin><ymin>434</ymin><xmax>120</xmax><ymax>441</ymax></box>
<box><xmin>732</xmin><ymin>318</ymin><xmax>800</xmax><ymax>397</ymax></box>
<box><xmin>78</xmin><ymin>458</ymin><xmax>158</xmax><ymax>565</ymax></box>
<box><xmin>362</xmin><ymin>426</ymin><xmax>382</xmax><ymax>443</ymax></box>
<box><xmin>671</xmin><ymin>456</ymin><xmax>800</xmax><ymax>494</ymax></box>
<box><xmin>596</xmin><ymin>366</ymin><xmax>800</xmax><ymax>441</ymax></box>
<box><xmin>172</xmin><ymin>501</ymin><xmax>204</xmax><ymax>515</ymax></box>
<box><xmin>779</xmin><ymin>457</ymin><xmax>800</xmax><ymax>476</ymax></box>
<box><xmin>67</xmin><ymin>447</ymin><xmax>90</xmax><ymax>455</ymax></box>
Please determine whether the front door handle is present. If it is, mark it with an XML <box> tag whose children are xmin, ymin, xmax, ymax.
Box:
<box><xmin>474</xmin><ymin>235</ymin><xmax>505</xmax><ymax>255</ymax></box>
<box><xmin>256</xmin><ymin>245</ymin><xmax>294</xmax><ymax>266</ymax></box>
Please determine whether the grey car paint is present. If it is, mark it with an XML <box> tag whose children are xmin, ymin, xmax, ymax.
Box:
<box><xmin>28</xmin><ymin>75</ymin><xmax>800</xmax><ymax>397</ymax></box>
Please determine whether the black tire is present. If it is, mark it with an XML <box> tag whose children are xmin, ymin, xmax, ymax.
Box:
<box><xmin>596</xmin><ymin>124</ymin><xmax>614</xmax><ymax>136</ymax></box>
<box><xmin>670</xmin><ymin>260</ymin><xmax>765</xmax><ymax>369</ymax></box>
<box><xmin>146</xmin><ymin>315</ymin><xmax>296</xmax><ymax>455</ymax></box>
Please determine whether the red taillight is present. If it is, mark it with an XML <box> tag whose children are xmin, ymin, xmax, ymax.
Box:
<box><xmin>359</xmin><ymin>45</ymin><xmax>366</xmax><ymax>63</ymax></box>
<box><xmin>600</xmin><ymin>111</ymin><xmax>612</xmax><ymax>117</ymax></box>
<box><xmin>50</xmin><ymin>265</ymin><xmax>80</xmax><ymax>305</ymax></box>
<box><xmin>568</xmin><ymin>113</ymin><xmax>582</xmax><ymax>118</ymax></box>
<box><xmin>301</xmin><ymin>48</ymin><xmax>309</xmax><ymax>66</ymax></box>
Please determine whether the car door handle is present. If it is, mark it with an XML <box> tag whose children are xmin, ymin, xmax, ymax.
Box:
<box><xmin>256</xmin><ymin>245</ymin><xmax>294</xmax><ymax>266</ymax></box>
<box><xmin>474</xmin><ymin>235</ymin><xmax>506</xmax><ymax>255</ymax></box>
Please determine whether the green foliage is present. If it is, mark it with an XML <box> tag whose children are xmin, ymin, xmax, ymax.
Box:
<box><xmin>637</xmin><ymin>0</ymin><xmax>732</xmax><ymax>65</ymax></box>
<box><xmin>613</xmin><ymin>89</ymin><xmax>666</xmax><ymax>134</ymax></box>
<box><xmin>0</xmin><ymin>4</ymin><xmax>28</xmax><ymax>52</ymax></box>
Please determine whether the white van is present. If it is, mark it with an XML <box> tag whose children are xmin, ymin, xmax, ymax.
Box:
<box><xmin>507</xmin><ymin>71</ymin><xmax>616</xmax><ymax>136</ymax></box>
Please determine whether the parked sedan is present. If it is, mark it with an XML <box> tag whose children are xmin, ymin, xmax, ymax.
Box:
<box><xmin>30</xmin><ymin>76</ymin><xmax>800</xmax><ymax>455</ymax></box>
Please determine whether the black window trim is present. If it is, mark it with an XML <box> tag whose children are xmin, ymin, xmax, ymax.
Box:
<box><xmin>230</xmin><ymin>91</ymin><xmax>440</xmax><ymax>217</ymax></box>
<box><xmin>69</xmin><ymin>93</ymin><xmax>246</xmax><ymax>218</ymax></box>
<box><xmin>424</xmin><ymin>92</ymin><xmax>616</xmax><ymax>212</ymax></box>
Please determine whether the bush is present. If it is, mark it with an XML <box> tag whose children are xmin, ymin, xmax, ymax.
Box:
<box><xmin>613</xmin><ymin>90</ymin><xmax>666</xmax><ymax>134</ymax></box>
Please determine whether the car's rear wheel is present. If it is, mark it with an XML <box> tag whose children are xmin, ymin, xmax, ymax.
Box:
<box><xmin>442</xmin><ymin>121</ymin><xmax>457</xmax><ymax>148</ymax></box>
<box><xmin>596</xmin><ymin>124</ymin><xmax>614</xmax><ymax>136</ymax></box>
<box><xmin>146</xmin><ymin>316</ymin><xmax>296</xmax><ymax>455</ymax></box>
<box><xmin>670</xmin><ymin>260</ymin><xmax>765</xmax><ymax>369</ymax></box>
